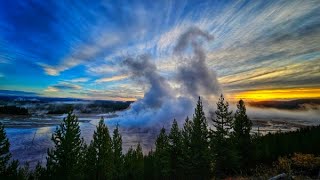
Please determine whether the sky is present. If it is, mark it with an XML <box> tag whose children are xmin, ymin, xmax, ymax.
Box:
<box><xmin>0</xmin><ymin>0</ymin><xmax>319</xmax><ymax>101</ymax></box>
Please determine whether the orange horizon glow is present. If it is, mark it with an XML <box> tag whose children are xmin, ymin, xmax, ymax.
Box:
<box><xmin>231</xmin><ymin>87</ymin><xmax>320</xmax><ymax>101</ymax></box>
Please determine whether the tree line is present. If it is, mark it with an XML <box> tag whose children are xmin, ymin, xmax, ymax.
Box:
<box><xmin>0</xmin><ymin>95</ymin><xmax>319</xmax><ymax>179</ymax></box>
<box><xmin>0</xmin><ymin>106</ymin><xmax>29</xmax><ymax>115</ymax></box>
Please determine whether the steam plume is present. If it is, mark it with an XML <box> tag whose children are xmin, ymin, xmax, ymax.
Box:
<box><xmin>174</xmin><ymin>27</ymin><xmax>221</xmax><ymax>98</ymax></box>
<box><xmin>108</xmin><ymin>27</ymin><xmax>220</xmax><ymax>127</ymax></box>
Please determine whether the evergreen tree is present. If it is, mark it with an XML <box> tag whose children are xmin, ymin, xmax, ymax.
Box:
<box><xmin>0</xmin><ymin>123</ymin><xmax>11</xmax><ymax>176</ymax></box>
<box><xmin>168</xmin><ymin>119</ymin><xmax>183</xmax><ymax>178</ymax></box>
<box><xmin>189</xmin><ymin>97</ymin><xmax>211</xmax><ymax>179</ymax></box>
<box><xmin>212</xmin><ymin>94</ymin><xmax>233</xmax><ymax>138</ymax></box>
<box><xmin>154</xmin><ymin>127</ymin><xmax>170</xmax><ymax>179</ymax></box>
<box><xmin>232</xmin><ymin>99</ymin><xmax>253</xmax><ymax>171</ymax></box>
<box><xmin>112</xmin><ymin>123</ymin><xmax>123</xmax><ymax>180</ymax></box>
<box><xmin>134</xmin><ymin>143</ymin><xmax>144</xmax><ymax>179</ymax></box>
<box><xmin>0</xmin><ymin>123</ymin><xmax>18</xmax><ymax>178</ymax></box>
<box><xmin>123</xmin><ymin>146</ymin><xmax>135</xmax><ymax>179</ymax></box>
<box><xmin>181</xmin><ymin>116</ymin><xmax>193</xmax><ymax>177</ymax></box>
<box><xmin>123</xmin><ymin>144</ymin><xmax>144</xmax><ymax>180</ymax></box>
<box><xmin>86</xmin><ymin>117</ymin><xmax>113</xmax><ymax>180</ymax></box>
<box><xmin>46</xmin><ymin>112</ymin><xmax>85</xmax><ymax>179</ymax></box>
<box><xmin>211</xmin><ymin>94</ymin><xmax>238</xmax><ymax>176</ymax></box>
<box><xmin>32</xmin><ymin>162</ymin><xmax>47</xmax><ymax>179</ymax></box>
<box><xmin>144</xmin><ymin>149</ymin><xmax>155</xmax><ymax>180</ymax></box>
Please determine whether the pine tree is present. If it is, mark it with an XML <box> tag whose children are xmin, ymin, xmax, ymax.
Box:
<box><xmin>0</xmin><ymin>123</ymin><xmax>11</xmax><ymax>176</ymax></box>
<box><xmin>168</xmin><ymin>119</ymin><xmax>183</xmax><ymax>178</ymax></box>
<box><xmin>232</xmin><ymin>99</ymin><xmax>253</xmax><ymax>170</ymax></box>
<box><xmin>86</xmin><ymin>117</ymin><xmax>113</xmax><ymax>179</ymax></box>
<box><xmin>212</xmin><ymin>94</ymin><xmax>233</xmax><ymax>138</ymax></box>
<box><xmin>0</xmin><ymin>123</ymin><xmax>18</xmax><ymax>178</ymax></box>
<box><xmin>32</xmin><ymin>162</ymin><xmax>47</xmax><ymax>179</ymax></box>
<box><xmin>211</xmin><ymin>94</ymin><xmax>238</xmax><ymax>176</ymax></box>
<box><xmin>112</xmin><ymin>123</ymin><xmax>123</xmax><ymax>180</ymax></box>
<box><xmin>144</xmin><ymin>149</ymin><xmax>155</xmax><ymax>180</ymax></box>
<box><xmin>154</xmin><ymin>127</ymin><xmax>170</xmax><ymax>179</ymax></box>
<box><xmin>189</xmin><ymin>96</ymin><xmax>211</xmax><ymax>179</ymax></box>
<box><xmin>123</xmin><ymin>144</ymin><xmax>144</xmax><ymax>180</ymax></box>
<box><xmin>181</xmin><ymin>116</ymin><xmax>193</xmax><ymax>177</ymax></box>
<box><xmin>123</xmin><ymin>146</ymin><xmax>135</xmax><ymax>179</ymax></box>
<box><xmin>46</xmin><ymin>112</ymin><xmax>85</xmax><ymax>179</ymax></box>
<box><xmin>134</xmin><ymin>143</ymin><xmax>144</xmax><ymax>179</ymax></box>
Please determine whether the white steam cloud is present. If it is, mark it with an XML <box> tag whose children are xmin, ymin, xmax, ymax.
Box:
<box><xmin>107</xmin><ymin>27</ymin><xmax>220</xmax><ymax>127</ymax></box>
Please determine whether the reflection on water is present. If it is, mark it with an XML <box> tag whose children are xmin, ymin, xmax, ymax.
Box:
<box><xmin>5</xmin><ymin>122</ymin><xmax>98</xmax><ymax>167</ymax></box>
<box><xmin>3</xmin><ymin>114</ymin><xmax>159</xmax><ymax>168</ymax></box>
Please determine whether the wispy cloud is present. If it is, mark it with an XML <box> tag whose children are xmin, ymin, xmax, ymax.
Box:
<box><xmin>52</xmin><ymin>82</ymin><xmax>82</xmax><ymax>90</ymax></box>
<box><xmin>95</xmin><ymin>74</ymin><xmax>129</xmax><ymax>83</ymax></box>
<box><xmin>44</xmin><ymin>82</ymin><xmax>82</xmax><ymax>93</ymax></box>
<box><xmin>86</xmin><ymin>63</ymin><xmax>119</xmax><ymax>75</ymax></box>
<box><xmin>0</xmin><ymin>89</ymin><xmax>40</xmax><ymax>96</ymax></box>
<box><xmin>44</xmin><ymin>87</ymin><xmax>59</xmax><ymax>92</ymax></box>
<box><xmin>67</xmin><ymin>77</ymin><xmax>90</xmax><ymax>83</ymax></box>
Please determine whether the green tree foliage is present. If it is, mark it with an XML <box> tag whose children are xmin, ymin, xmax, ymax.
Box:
<box><xmin>112</xmin><ymin>123</ymin><xmax>124</xmax><ymax>180</ymax></box>
<box><xmin>181</xmin><ymin>116</ymin><xmax>193</xmax><ymax>177</ymax></box>
<box><xmin>0</xmin><ymin>123</ymin><xmax>11</xmax><ymax>175</ymax></box>
<box><xmin>189</xmin><ymin>97</ymin><xmax>211</xmax><ymax>179</ymax></box>
<box><xmin>86</xmin><ymin>117</ymin><xmax>113</xmax><ymax>180</ymax></box>
<box><xmin>31</xmin><ymin>162</ymin><xmax>47</xmax><ymax>179</ymax></box>
<box><xmin>123</xmin><ymin>147</ymin><xmax>135</xmax><ymax>179</ymax></box>
<box><xmin>211</xmin><ymin>94</ymin><xmax>238</xmax><ymax>176</ymax></box>
<box><xmin>168</xmin><ymin>119</ymin><xmax>184</xmax><ymax>178</ymax></box>
<box><xmin>1</xmin><ymin>96</ymin><xmax>320</xmax><ymax>179</ymax></box>
<box><xmin>134</xmin><ymin>143</ymin><xmax>144</xmax><ymax>179</ymax></box>
<box><xmin>154</xmin><ymin>127</ymin><xmax>170</xmax><ymax>179</ymax></box>
<box><xmin>254</xmin><ymin>125</ymin><xmax>320</xmax><ymax>164</ymax></box>
<box><xmin>123</xmin><ymin>144</ymin><xmax>144</xmax><ymax>180</ymax></box>
<box><xmin>0</xmin><ymin>106</ymin><xmax>29</xmax><ymax>115</ymax></box>
<box><xmin>0</xmin><ymin>123</ymin><xmax>18</xmax><ymax>178</ymax></box>
<box><xmin>144</xmin><ymin>149</ymin><xmax>155</xmax><ymax>180</ymax></box>
<box><xmin>46</xmin><ymin>112</ymin><xmax>85</xmax><ymax>179</ymax></box>
<box><xmin>232</xmin><ymin>99</ymin><xmax>253</xmax><ymax>170</ymax></box>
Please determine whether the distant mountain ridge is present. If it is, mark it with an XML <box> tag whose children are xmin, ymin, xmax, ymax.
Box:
<box><xmin>248</xmin><ymin>99</ymin><xmax>320</xmax><ymax>110</ymax></box>
<box><xmin>0</xmin><ymin>95</ymin><xmax>134</xmax><ymax>103</ymax></box>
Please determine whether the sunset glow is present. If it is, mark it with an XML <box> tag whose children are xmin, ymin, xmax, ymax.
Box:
<box><xmin>232</xmin><ymin>87</ymin><xmax>320</xmax><ymax>101</ymax></box>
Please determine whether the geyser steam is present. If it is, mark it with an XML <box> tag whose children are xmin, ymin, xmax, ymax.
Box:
<box><xmin>174</xmin><ymin>27</ymin><xmax>221</xmax><ymax>98</ymax></box>
<box><xmin>108</xmin><ymin>27</ymin><xmax>220</xmax><ymax>127</ymax></box>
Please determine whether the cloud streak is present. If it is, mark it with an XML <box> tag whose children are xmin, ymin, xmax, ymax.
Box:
<box><xmin>95</xmin><ymin>75</ymin><xmax>129</xmax><ymax>83</ymax></box>
<box><xmin>0</xmin><ymin>0</ymin><xmax>319</xmax><ymax>100</ymax></box>
<box><xmin>0</xmin><ymin>89</ymin><xmax>40</xmax><ymax>96</ymax></box>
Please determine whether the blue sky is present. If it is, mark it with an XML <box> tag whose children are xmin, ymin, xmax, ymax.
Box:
<box><xmin>0</xmin><ymin>0</ymin><xmax>319</xmax><ymax>100</ymax></box>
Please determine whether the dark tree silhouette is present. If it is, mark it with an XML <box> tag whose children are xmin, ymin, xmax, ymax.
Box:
<box><xmin>123</xmin><ymin>144</ymin><xmax>144</xmax><ymax>180</ymax></box>
<box><xmin>168</xmin><ymin>119</ymin><xmax>184</xmax><ymax>178</ymax></box>
<box><xmin>181</xmin><ymin>116</ymin><xmax>193</xmax><ymax>177</ymax></box>
<box><xmin>0</xmin><ymin>123</ymin><xmax>11</xmax><ymax>175</ymax></box>
<box><xmin>86</xmin><ymin>117</ymin><xmax>113</xmax><ymax>179</ymax></box>
<box><xmin>154</xmin><ymin>127</ymin><xmax>170</xmax><ymax>179</ymax></box>
<box><xmin>232</xmin><ymin>99</ymin><xmax>253</xmax><ymax>171</ymax></box>
<box><xmin>46</xmin><ymin>112</ymin><xmax>85</xmax><ymax>179</ymax></box>
<box><xmin>144</xmin><ymin>149</ymin><xmax>155</xmax><ymax>179</ymax></box>
<box><xmin>211</xmin><ymin>94</ymin><xmax>238</xmax><ymax>176</ymax></box>
<box><xmin>189</xmin><ymin>97</ymin><xmax>211</xmax><ymax>179</ymax></box>
<box><xmin>0</xmin><ymin>123</ymin><xmax>18</xmax><ymax>178</ymax></box>
<box><xmin>112</xmin><ymin>123</ymin><xmax>124</xmax><ymax>180</ymax></box>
